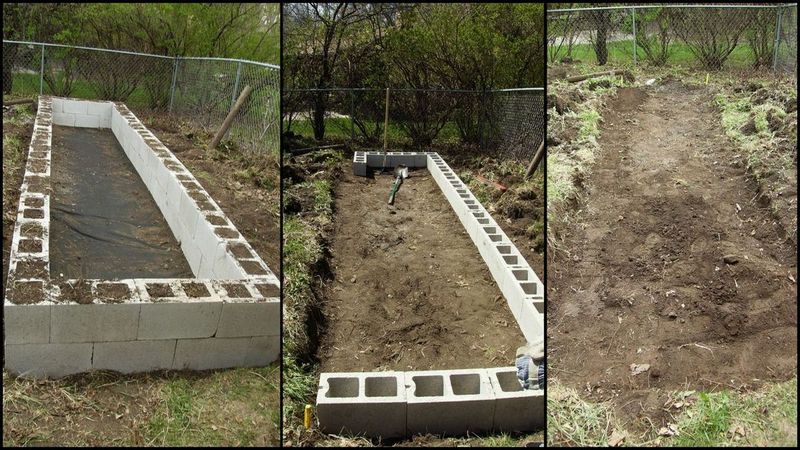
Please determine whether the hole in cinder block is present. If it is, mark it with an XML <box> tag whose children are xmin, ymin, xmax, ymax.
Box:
<box><xmin>365</xmin><ymin>377</ymin><xmax>397</xmax><ymax>397</ymax></box>
<box><xmin>496</xmin><ymin>245</ymin><xmax>512</xmax><ymax>254</ymax></box>
<box><xmin>483</xmin><ymin>226</ymin><xmax>497</xmax><ymax>234</ymax></box>
<box><xmin>326</xmin><ymin>377</ymin><xmax>359</xmax><ymax>398</ymax></box>
<box><xmin>521</xmin><ymin>282</ymin><xmax>538</xmax><ymax>295</ymax></box>
<box><xmin>413</xmin><ymin>375</ymin><xmax>444</xmax><ymax>397</ymax></box>
<box><xmin>240</xmin><ymin>260</ymin><xmax>269</xmax><ymax>275</ymax></box>
<box><xmin>205</xmin><ymin>214</ymin><xmax>227</xmax><ymax>226</ymax></box>
<box><xmin>23</xmin><ymin>209</ymin><xmax>44</xmax><ymax>219</ymax></box>
<box><xmin>10</xmin><ymin>280</ymin><xmax>45</xmax><ymax>305</ymax></box>
<box><xmin>473</xmin><ymin>212</ymin><xmax>485</xmax><ymax>218</ymax></box>
<box><xmin>95</xmin><ymin>283</ymin><xmax>131</xmax><ymax>302</ymax></box>
<box><xmin>467</xmin><ymin>204</ymin><xmax>479</xmax><ymax>211</ymax></box>
<box><xmin>477</xmin><ymin>218</ymin><xmax>490</xmax><ymax>225</ymax></box>
<box><xmin>495</xmin><ymin>371</ymin><xmax>523</xmax><ymax>392</ymax></box>
<box><xmin>14</xmin><ymin>259</ymin><xmax>47</xmax><ymax>279</ymax></box>
<box><xmin>182</xmin><ymin>282</ymin><xmax>210</xmax><ymax>298</ymax></box>
<box><xmin>215</xmin><ymin>227</ymin><xmax>240</xmax><ymax>239</ymax></box>
<box><xmin>456</xmin><ymin>189</ymin><xmax>466</xmax><ymax>194</ymax></box>
<box><xmin>488</xmin><ymin>234</ymin><xmax>502</xmax><ymax>242</ymax></box>
<box><xmin>503</xmin><ymin>255</ymin><xmax>519</xmax><ymax>264</ymax></box>
<box><xmin>146</xmin><ymin>283</ymin><xmax>174</xmax><ymax>298</ymax></box>
<box><xmin>513</xmin><ymin>269</ymin><xmax>530</xmax><ymax>281</ymax></box>
<box><xmin>228</xmin><ymin>243</ymin><xmax>253</xmax><ymax>259</ymax></box>
<box><xmin>459</xmin><ymin>193</ymin><xmax>470</xmax><ymax>199</ymax></box>
<box><xmin>24</xmin><ymin>197</ymin><xmax>44</xmax><ymax>208</ymax></box>
<box><xmin>18</xmin><ymin>239</ymin><xmax>43</xmax><ymax>253</ymax></box>
<box><xmin>450</xmin><ymin>373</ymin><xmax>481</xmax><ymax>395</ymax></box>
<box><xmin>223</xmin><ymin>283</ymin><xmax>251</xmax><ymax>298</ymax></box>
<box><xmin>255</xmin><ymin>283</ymin><xmax>280</xmax><ymax>298</ymax></box>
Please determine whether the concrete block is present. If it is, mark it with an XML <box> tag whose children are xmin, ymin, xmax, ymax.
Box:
<box><xmin>244</xmin><ymin>336</ymin><xmax>280</xmax><ymax>366</ymax></box>
<box><xmin>405</xmin><ymin>369</ymin><xmax>495</xmax><ymax>436</ymax></box>
<box><xmin>172</xmin><ymin>337</ymin><xmax>249</xmax><ymax>370</ymax></box>
<box><xmin>74</xmin><ymin>114</ymin><xmax>102</xmax><ymax>129</ymax></box>
<box><xmin>3</xmin><ymin>304</ymin><xmax>50</xmax><ymax>344</ymax></box>
<box><xmin>51</xmin><ymin>303</ymin><xmax>140</xmax><ymax>343</ymax></box>
<box><xmin>317</xmin><ymin>372</ymin><xmax>407</xmax><ymax>439</ymax></box>
<box><xmin>353</xmin><ymin>161</ymin><xmax>367</xmax><ymax>177</ymax></box>
<box><xmin>93</xmin><ymin>339</ymin><xmax>177</xmax><ymax>373</ymax></box>
<box><xmin>216</xmin><ymin>300</ymin><xmax>280</xmax><ymax>338</ymax></box>
<box><xmin>517</xmin><ymin>299</ymin><xmax>543</xmax><ymax>344</ymax></box>
<box><xmin>180</xmin><ymin>235</ymin><xmax>204</xmax><ymax>277</ymax></box>
<box><xmin>51</xmin><ymin>97</ymin><xmax>64</xmax><ymax>113</ymax></box>
<box><xmin>86</xmin><ymin>101</ymin><xmax>112</xmax><ymax>119</ymax></box>
<box><xmin>4</xmin><ymin>342</ymin><xmax>93</xmax><ymax>378</ymax></box>
<box><xmin>52</xmin><ymin>112</ymin><xmax>75</xmax><ymax>127</ymax></box>
<box><xmin>487</xmin><ymin>367</ymin><xmax>543</xmax><ymax>432</ymax></box>
<box><xmin>138</xmin><ymin>302</ymin><xmax>222</xmax><ymax>340</ymax></box>
<box><xmin>62</xmin><ymin>99</ymin><xmax>88</xmax><ymax>115</ymax></box>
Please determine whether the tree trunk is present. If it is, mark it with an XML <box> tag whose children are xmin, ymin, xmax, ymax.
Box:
<box><xmin>593</xmin><ymin>11</ymin><xmax>609</xmax><ymax>66</ymax></box>
<box><xmin>312</xmin><ymin>91</ymin><xmax>326</xmax><ymax>141</ymax></box>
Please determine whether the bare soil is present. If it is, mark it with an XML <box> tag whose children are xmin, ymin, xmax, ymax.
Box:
<box><xmin>318</xmin><ymin>169</ymin><xmax>524</xmax><ymax>372</ymax></box>
<box><xmin>548</xmin><ymin>82</ymin><xmax>797</xmax><ymax>430</ymax></box>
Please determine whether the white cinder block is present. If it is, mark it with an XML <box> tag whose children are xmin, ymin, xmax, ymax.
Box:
<box><xmin>5</xmin><ymin>343</ymin><xmax>93</xmax><ymax>378</ymax></box>
<box><xmin>172</xmin><ymin>337</ymin><xmax>249</xmax><ymax>370</ymax></box>
<box><xmin>62</xmin><ymin>99</ymin><xmax>89</xmax><ymax>115</ymax></box>
<box><xmin>216</xmin><ymin>300</ymin><xmax>280</xmax><ymax>338</ymax></box>
<box><xmin>52</xmin><ymin>112</ymin><xmax>75</xmax><ymax>126</ymax></box>
<box><xmin>74</xmin><ymin>114</ymin><xmax>101</xmax><ymax>128</ymax></box>
<box><xmin>86</xmin><ymin>101</ymin><xmax>112</xmax><ymax>118</ymax></box>
<box><xmin>50</xmin><ymin>304</ymin><xmax>140</xmax><ymax>343</ymax></box>
<box><xmin>137</xmin><ymin>302</ymin><xmax>222</xmax><ymax>340</ymax></box>
<box><xmin>3</xmin><ymin>304</ymin><xmax>50</xmax><ymax>345</ymax></box>
<box><xmin>487</xmin><ymin>367</ymin><xmax>543</xmax><ymax>432</ymax></box>
<box><xmin>405</xmin><ymin>369</ymin><xmax>496</xmax><ymax>436</ymax></box>
<box><xmin>317</xmin><ymin>372</ymin><xmax>407</xmax><ymax>439</ymax></box>
<box><xmin>93</xmin><ymin>339</ymin><xmax>178</xmax><ymax>373</ymax></box>
<box><xmin>244</xmin><ymin>336</ymin><xmax>280</xmax><ymax>366</ymax></box>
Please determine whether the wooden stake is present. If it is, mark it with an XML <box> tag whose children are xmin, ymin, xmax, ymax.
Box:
<box><xmin>383</xmin><ymin>87</ymin><xmax>390</xmax><ymax>151</ymax></box>
<box><xmin>3</xmin><ymin>98</ymin><xmax>35</xmax><ymax>106</ymax></box>
<box><xmin>525</xmin><ymin>140</ymin><xmax>545</xmax><ymax>179</ymax></box>
<box><xmin>566</xmin><ymin>69</ymin><xmax>626</xmax><ymax>83</ymax></box>
<box><xmin>210</xmin><ymin>85</ymin><xmax>253</xmax><ymax>149</ymax></box>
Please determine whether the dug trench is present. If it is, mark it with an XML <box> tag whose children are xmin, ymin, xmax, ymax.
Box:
<box><xmin>318</xmin><ymin>169</ymin><xmax>525</xmax><ymax>372</ymax></box>
<box><xmin>548</xmin><ymin>81</ymin><xmax>797</xmax><ymax>431</ymax></box>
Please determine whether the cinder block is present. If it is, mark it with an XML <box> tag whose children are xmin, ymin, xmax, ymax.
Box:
<box><xmin>180</xmin><ymin>236</ymin><xmax>204</xmax><ymax>277</ymax></box>
<box><xmin>51</xmin><ymin>303</ymin><xmax>140</xmax><ymax>343</ymax></box>
<box><xmin>216</xmin><ymin>300</ymin><xmax>280</xmax><ymax>338</ymax></box>
<box><xmin>51</xmin><ymin>97</ymin><xmax>64</xmax><ymax>113</ymax></box>
<box><xmin>405</xmin><ymin>369</ymin><xmax>496</xmax><ymax>436</ymax></box>
<box><xmin>93</xmin><ymin>339</ymin><xmax>177</xmax><ymax>373</ymax></box>
<box><xmin>244</xmin><ymin>336</ymin><xmax>280</xmax><ymax>366</ymax></box>
<box><xmin>4</xmin><ymin>342</ymin><xmax>93</xmax><ymax>378</ymax></box>
<box><xmin>138</xmin><ymin>302</ymin><xmax>222</xmax><ymax>340</ymax></box>
<box><xmin>62</xmin><ymin>99</ymin><xmax>88</xmax><ymax>115</ymax></box>
<box><xmin>3</xmin><ymin>304</ymin><xmax>50</xmax><ymax>344</ymax></box>
<box><xmin>86</xmin><ymin>101</ymin><xmax>112</xmax><ymax>119</ymax></box>
<box><xmin>74</xmin><ymin>114</ymin><xmax>101</xmax><ymax>129</ymax></box>
<box><xmin>353</xmin><ymin>161</ymin><xmax>367</xmax><ymax>177</ymax></box>
<box><xmin>172</xmin><ymin>337</ymin><xmax>249</xmax><ymax>370</ymax></box>
<box><xmin>52</xmin><ymin>112</ymin><xmax>75</xmax><ymax>126</ymax></box>
<box><xmin>317</xmin><ymin>372</ymin><xmax>407</xmax><ymax>439</ymax></box>
<box><xmin>487</xmin><ymin>367</ymin><xmax>543</xmax><ymax>432</ymax></box>
<box><xmin>517</xmin><ymin>299</ymin><xmax>543</xmax><ymax>344</ymax></box>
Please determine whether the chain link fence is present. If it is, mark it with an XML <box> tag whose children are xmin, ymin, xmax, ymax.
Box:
<box><xmin>547</xmin><ymin>4</ymin><xmax>798</xmax><ymax>75</ymax></box>
<box><xmin>282</xmin><ymin>87</ymin><xmax>544</xmax><ymax>162</ymax></box>
<box><xmin>2</xmin><ymin>40</ymin><xmax>280</xmax><ymax>154</ymax></box>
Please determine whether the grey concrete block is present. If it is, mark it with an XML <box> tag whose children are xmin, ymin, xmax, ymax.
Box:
<box><xmin>317</xmin><ymin>372</ymin><xmax>407</xmax><ymax>439</ymax></box>
<box><xmin>138</xmin><ymin>302</ymin><xmax>222</xmax><ymax>340</ymax></box>
<box><xmin>74</xmin><ymin>114</ymin><xmax>101</xmax><ymax>129</ymax></box>
<box><xmin>244</xmin><ymin>336</ymin><xmax>280</xmax><ymax>366</ymax></box>
<box><xmin>3</xmin><ymin>304</ymin><xmax>50</xmax><ymax>345</ymax></box>
<box><xmin>172</xmin><ymin>337</ymin><xmax>249</xmax><ymax>370</ymax></box>
<box><xmin>93</xmin><ymin>339</ymin><xmax>177</xmax><ymax>373</ymax></box>
<box><xmin>51</xmin><ymin>303</ymin><xmax>140</xmax><ymax>343</ymax></box>
<box><xmin>62</xmin><ymin>99</ymin><xmax>89</xmax><ymax>115</ymax></box>
<box><xmin>487</xmin><ymin>367</ymin><xmax>543</xmax><ymax>432</ymax></box>
<box><xmin>216</xmin><ymin>301</ymin><xmax>280</xmax><ymax>338</ymax></box>
<box><xmin>5</xmin><ymin>342</ymin><xmax>93</xmax><ymax>378</ymax></box>
<box><xmin>405</xmin><ymin>369</ymin><xmax>496</xmax><ymax>437</ymax></box>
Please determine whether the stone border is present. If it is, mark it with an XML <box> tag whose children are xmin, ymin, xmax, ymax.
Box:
<box><xmin>4</xmin><ymin>97</ymin><xmax>280</xmax><ymax>378</ymax></box>
<box><xmin>317</xmin><ymin>367</ymin><xmax>543</xmax><ymax>438</ymax></box>
<box><xmin>315</xmin><ymin>152</ymin><xmax>544</xmax><ymax>437</ymax></box>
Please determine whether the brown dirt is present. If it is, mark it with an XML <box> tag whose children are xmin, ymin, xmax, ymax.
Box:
<box><xmin>318</xmin><ymin>169</ymin><xmax>524</xmax><ymax>373</ymax></box>
<box><xmin>56</xmin><ymin>280</ymin><xmax>93</xmax><ymax>304</ymax></box>
<box><xmin>548</xmin><ymin>82</ymin><xmax>798</xmax><ymax>431</ymax></box>
<box><xmin>8</xmin><ymin>280</ymin><xmax>44</xmax><ymax>305</ymax></box>
<box><xmin>145</xmin><ymin>283</ymin><xmax>174</xmax><ymax>298</ymax></box>
<box><xmin>95</xmin><ymin>283</ymin><xmax>131</xmax><ymax>302</ymax></box>
<box><xmin>222</xmin><ymin>283</ymin><xmax>251</xmax><ymax>298</ymax></box>
<box><xmin>14</xmin><ymin>259</ymin><xmax>48</xmax><ymax>279</ymax></box>
<box><xmin>255</xmin><ymin>283</ymin><xmax>279</xmax><ymax>298</ymax></box>
<box><xmin>182</xmin><ymin>282</ymin><xmax>210</xmax><ymax>298</ymax></box>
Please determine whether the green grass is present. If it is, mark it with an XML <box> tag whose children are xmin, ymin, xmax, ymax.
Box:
<box><xmin>286</xmin><ymin>116</ymin><xmax>463</xmax><ymax>147</ymax></box>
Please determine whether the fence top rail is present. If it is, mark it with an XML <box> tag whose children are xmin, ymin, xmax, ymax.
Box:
<box><xmin>284</xmin><ymin>87</ymin><xmax>544</xmax><ymax>93</ymax></box>
<box><xmin>2</xmin><ymin>39</ymin><xmax>280</xmax><ymax>70</ymax></box>
<box><xmin>547</xmin><ymin>3</ymin><xmax>798</xmax><ymax>13</ymax></box>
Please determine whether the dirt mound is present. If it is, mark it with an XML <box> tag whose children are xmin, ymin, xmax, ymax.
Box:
<box><xmin>549</xmin><ymin>82</ymin><xmax>797</xmax><ymax>432</ymax></box>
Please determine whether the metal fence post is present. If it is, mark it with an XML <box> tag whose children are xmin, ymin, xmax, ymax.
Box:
<box><xmin>39</xmin><ymin>44</ymin><xmax>45</xmax><ymax>95</ymax></box>
<box><xmin>349</xmin><ymin>89</ymin><xmax>355</xmax><ymax>141</ymax></box>
<box><xmin>773</xmin><ymin>6</ymin><xmax>784</xmax><ymax>72</ymax></box>
<box><xmin>169</xmin><ymin>56</ymin><xmax>179</xmax><ymax>113</ymax></box>
<box><xmin>231</xmin><ymin>61</ymin><xmax>242</xmax><ymax>109</ymax></box>
<box><xmin>631</xmin><ymin>8</ymin><xmax>637</xmax><ymax>65</ymax></box>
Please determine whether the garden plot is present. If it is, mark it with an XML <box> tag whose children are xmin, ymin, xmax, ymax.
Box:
<box><xmin>548</xmin><ymin>79</ymin><xmax>797</xmax><ymax>432</ymax></box>
<box><xmin>4</xmin><ymin>97</ymin><xmax>280</xmax><ymax>378</ymax></box>
<box><xmin>316</xmin><ymin>152</ymin><xmax>543</xmax><ymax>438</ymax></box>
